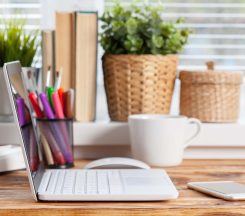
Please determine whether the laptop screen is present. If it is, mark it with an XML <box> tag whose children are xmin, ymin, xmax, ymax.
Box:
<box><xmin>4</xmin><ymin>62</ymin><xmax>44</xmax><ymax>194</ymax></box>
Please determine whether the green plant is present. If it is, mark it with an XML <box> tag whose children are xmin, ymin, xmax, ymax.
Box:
<box><xmin>100</xmin><ymin>1</ymin><xmax>191</xmax><ymax>55</ymax></box>
<box><xmin>0</xmin><ymin>19</ymin><xmax>39</xmax><ymax>67</ymax></box>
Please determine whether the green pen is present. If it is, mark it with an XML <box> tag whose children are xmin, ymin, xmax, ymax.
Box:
<box><xmin>47</xmin><ymin>87</ymin><xmax>54</xmax><ymax>108</ymax></box>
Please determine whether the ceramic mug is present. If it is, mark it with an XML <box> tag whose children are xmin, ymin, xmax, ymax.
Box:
<box><xmin>128</xmin><ymin>114</ymin><xmax>202</xmax><ymax>167</ymax></box>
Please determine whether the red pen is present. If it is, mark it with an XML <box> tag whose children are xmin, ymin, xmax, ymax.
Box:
<box><xmin>28</xmin><ymin>92</ymin><xmax>44</xmax><ymax>118</ymax></box>
<box><xmin>58</xmin><ymin>88</ymin><xmax>65</xmax><ymax>112</ymax></box>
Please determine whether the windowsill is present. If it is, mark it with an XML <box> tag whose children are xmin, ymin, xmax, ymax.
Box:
<box><xmin>0</xmin><ymin>121</ymin><xmax>244</xmax><ymax>147</ymax></box>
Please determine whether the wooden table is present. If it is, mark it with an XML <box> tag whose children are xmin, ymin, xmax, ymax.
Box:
<box><xmin>0</xmin><ymin>159</ymin><xmax>245</xmax><ymax>216</ymax></box>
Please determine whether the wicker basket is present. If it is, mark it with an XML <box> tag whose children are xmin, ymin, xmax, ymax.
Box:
<box><xmin>179</xmin><ymin>62</ymin><xmax>243</xmax><ymax>123</ymax></box>
<box><xmin>103</xmin><ymin>54</ymin><xmax>178</xmax><ymax>121</ymax></box>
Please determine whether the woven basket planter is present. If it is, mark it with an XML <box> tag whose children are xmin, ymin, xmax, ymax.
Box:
<box><xmin>102</xmin><ymin>54</ymin><xmax>178</xmax><ymax>121</ymax></box>
<box><xmin>179</xmin><ymin>62</ymin><xmax>243</xmax><ymax>123</ymax></box>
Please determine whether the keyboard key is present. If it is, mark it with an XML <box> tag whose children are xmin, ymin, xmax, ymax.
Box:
<box><xmin>62</xmin><ymin>171</ymin><xmax>75</xmax><ymax>194</ymax></box>
<box><xmin>38</xmin><ymin>171</ymin><xmax>51</xmax><ymax>193</ymax></box>
<box><xmin>75</xmin><ymin>171</ymin><xmax>86</xmax><ymax>194</ymax></box>
<box><xmin>108</xmin><ymin>170</ymin><xmax>123</xmax><ymax>194</ymax></box>
<box><xmin>46</xmin><ymin>171</ymin><xmax>59</xmax><ymax>194</ymax></box>
<box><xmin>97</xmin><ymin>171</ymin><xmax>109</xmax><ymax>194</ymax></box>
<box><xmin>86</xmin><ymin>171</ymin><xmax>97</xmax><ymax>194</ymax></box>
<box><xmin>54</xmin><ymin>171</ymin><xmax>65</xmax><ymax>194</ymax></box>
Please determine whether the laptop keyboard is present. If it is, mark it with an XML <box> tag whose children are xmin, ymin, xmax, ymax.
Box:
<box><xmin>40</xmin><ymin>170</ymin><xmax>124</xmax><ymax>195</ymax></box>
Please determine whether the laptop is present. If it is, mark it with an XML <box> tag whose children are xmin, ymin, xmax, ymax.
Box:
<box><xmin>3</xmin><ymin>61</ymin><xmax>178</xmax><ymax>201</ymax></box>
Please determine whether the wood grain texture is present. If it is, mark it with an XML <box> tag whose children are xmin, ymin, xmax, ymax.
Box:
<box><xmin>0</xmin><ymin>159</ymin><xmax>245</xmax><ymax>216</ymax></box>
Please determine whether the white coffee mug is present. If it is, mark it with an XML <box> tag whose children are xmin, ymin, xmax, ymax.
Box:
<box><xmin>128</xmin><ymin>114</ymin><xmax>201</xmax><ymax>167</ymax></box>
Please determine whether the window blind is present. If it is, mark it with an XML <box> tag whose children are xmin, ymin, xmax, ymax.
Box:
<box><xmin>0</xmin><ymin>0</ymin><xmax>40</xmax><ymax>29</ymax></box>
<box><xmin>105</xmin><ymin>0</ymin><xmax>245</xmax><ymax>71</ymax></box>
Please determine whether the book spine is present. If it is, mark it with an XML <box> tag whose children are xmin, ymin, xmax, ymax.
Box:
<box><xmin>75</xmin><ymin>12</ymin><xmax>98</xmax><ymax>122</ymax></box>
<box><xmin>55</xmin><ymin>12</ymin><xmax>75</xmax><ymax>91</ymax></box>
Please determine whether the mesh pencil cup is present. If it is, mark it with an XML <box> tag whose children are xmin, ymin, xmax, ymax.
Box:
<box><xmin>37</xmin><ymin>118</ymin><xmax>74</xmax><ymax>168</ymax></box>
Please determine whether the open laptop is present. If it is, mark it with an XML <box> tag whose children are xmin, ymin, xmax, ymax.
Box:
<box><xmin>3</xmin><ymin>61</ymin><xmax>178</xmax><ymax>201</ymax></box>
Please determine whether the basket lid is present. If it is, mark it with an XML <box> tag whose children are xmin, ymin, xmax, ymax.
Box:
<box><xmin>179</xmin><ymin>61</ymin><xmax>243</xmax><ymax>84</ymax></box>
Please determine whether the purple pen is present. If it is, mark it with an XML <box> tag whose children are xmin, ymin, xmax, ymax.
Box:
<box><xmin>39</xmin><ymin>92</ymin><xmax>55</xmax><ymax>119</ymax></box>
<box><xmin>16</xmin><ymin>97</ymin><xmax>26</xmax><ymax>127</ymax></box>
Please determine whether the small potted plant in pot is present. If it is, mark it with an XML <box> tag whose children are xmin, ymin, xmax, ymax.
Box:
<box><xmin>100</xmin><ymin>2</ymin><xmax>190</xmax><ymax>121</ymax></box>
<box><xmin>0</xmin><ymin>20</ymin><xmax>39</xmax><ymax>120</ymax></box>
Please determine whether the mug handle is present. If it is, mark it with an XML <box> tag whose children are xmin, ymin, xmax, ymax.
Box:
<box><xmin>183</xmin><ymin>118</ymin><xmax>202</xmax><ymax>149</ymax></box>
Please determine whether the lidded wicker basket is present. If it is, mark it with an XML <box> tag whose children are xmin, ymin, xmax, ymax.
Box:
<box><xmin>103</xmin><ymin>54</ymin><xmax>178</xmax><ymax>121</ymax></box>
<box><xmin>179</xmin><ymin>62</ymin><xmax>243</xmax><ymax>123</ymax></box>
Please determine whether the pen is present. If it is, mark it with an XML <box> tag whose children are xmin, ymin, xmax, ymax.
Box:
<box><xmin>52</xmin><ymin>91</ymin><xmax>71</xmax><ymax>157</ymax></box>
<box><xmin>52</xmin><ymin>92</ymin><xmax>64</xmax><ymax>118</ymax></box>
<box><xmin>47</xmin><ymin>87</ymin><xmax>54</xmax><ymax>109</ymax></box>
<box><xmin>28</xmin><ymin>92</ymin><xmax>44</xmax><ymax>118</ymax></box>
<box><xmin>39</xmin><ymin>92</ymin><xmax>73</xmax><ymax>163</ymax></box>
<box><xmin>39</xmin><ymin>92</ymin><xmax>55</xmax><ymax>119</ymax></box>
<box><xmin>58</xmin><ymin>87</ymin><xmax>65</xmax><ymax>111</ymax></box>
<box><xmin>64</xmin><ymin>89</ymin><xmax>74</xmax><ymax>118</ymax></box>
<box><xmin>40</xmin><ymin>134</ymin><xmax>54</xmax><ymax>166</ymax></box>
<box><xmin>16</xmin><ymin>97</ymin><xmax>26</xmax><ymax>127</ymax></box>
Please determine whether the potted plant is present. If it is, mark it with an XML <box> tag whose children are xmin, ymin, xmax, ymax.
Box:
<box><xmin>0</xmin><ymin>20</ymin><xmax>39</xmax><ymax>120</ymax></box>
<box><xmin>100</xmin><ymin>2</ymin><xmax>190</xmax><ymax>121</ymax></box>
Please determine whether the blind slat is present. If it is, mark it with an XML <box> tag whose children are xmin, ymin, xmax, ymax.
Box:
<box><xmin>180</xmin><ymin>55</ymin><xmax>245</xmax><ymax>60</ymax></box>
<box><xmin>162</xmin><ymin>13</ymin><xmax>245</xmax><ymax>18</ymax></box>
<box><xmin>178</xmin><ymin>24</ymin><xmax>245</xmax><ymax>28</ymax></box>
<box><xmin>0</xmin><ymin>14</ymin><xmax>41</xmax><ymax>19</ymax></box>
<box><xmin>0</xmin><ymin>3</ymin><xmax>40</xmax><ymax>8</ymax></box>
<box><xmin>106</xmin><ymin>2</ymin><xmax>245</xmax><ymax>8</ymax></box>
<box><xmin>185</xmin><ymin>44</ymin><xmax>245</xmax><ymax>49</ymax></box>
<box><xmin>190</xmin><ymin>34</ymin><xmax>245</xmax><ymax>39</ymax></box>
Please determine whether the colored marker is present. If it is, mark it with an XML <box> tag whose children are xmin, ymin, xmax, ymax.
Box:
<box><xmin>52</xmin><ymin>92</ymin><xmax>64</xmax><ymax>119</ymax></box>
<box><xmin>64</xmin><ymin>89</ymin><xmax>74</xmax><ymax>118</ymax></box>
<box><xmin>39</xmin><ymin>92</ymin><xmax>55</xmax><ymax>119</ymax></box>
<box><xmin>58</xmin><ymin>87</ymin><xmax>65</xmax><ymax>112</ymax></box>
<box><xmin>28</xmin><ymin>92</ymin><xmax>44</xmax><ymax>118</ymax></box>
<box><xmin>47</xmin><ymin>87</ymin><xmax>54</xmax><ymax>109</ymax></box>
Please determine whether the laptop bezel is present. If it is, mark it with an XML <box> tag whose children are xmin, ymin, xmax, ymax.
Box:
<box><xmin>3</xmin><ymin>61</ymin><xmax>45</xmax><ymax>201</ymax></box>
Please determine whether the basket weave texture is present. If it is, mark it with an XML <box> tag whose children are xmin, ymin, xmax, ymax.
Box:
<box><xmin>179</xmin><ymin>70</ymin><xmax>243</xmax><ymax>123</ymax></box>
<box><xmin>103</xmin><ymin>54</ymin><xmax>178</xmax><ymax>121</ymax></box>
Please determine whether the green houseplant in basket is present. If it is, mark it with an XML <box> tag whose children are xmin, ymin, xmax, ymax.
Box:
<box><xmin>100</xmin><ymin>1</ymin><xmax>191</xmax><ymax>121</ymax></box>
<box><xmin>0</xmin><ymin>19</ymin><xmax>39</xmax><ymax>119</ymax></box>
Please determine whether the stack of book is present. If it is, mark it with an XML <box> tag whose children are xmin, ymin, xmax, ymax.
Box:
<box><xmin>42</xmin><ymin>11</ymin><xmax>98</xmax><ymax>122</ymax></box>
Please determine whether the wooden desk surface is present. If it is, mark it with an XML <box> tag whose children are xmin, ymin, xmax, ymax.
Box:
<box><xmin>0</xmin><ymin>159</ymin><xmax>245</xmax><ymax>216</ymax></box>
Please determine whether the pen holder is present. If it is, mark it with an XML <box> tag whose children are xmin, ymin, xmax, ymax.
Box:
<box><xmin>36</xmin><ymin>118</ymin><xmax>74</xmax><ymax>168</ymax></box>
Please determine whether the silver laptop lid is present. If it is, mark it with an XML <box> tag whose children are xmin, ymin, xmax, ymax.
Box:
<box><xmin>3</xmin><ymin>61</ymin><xmax>44</xmax><ymax>201</ymax></box>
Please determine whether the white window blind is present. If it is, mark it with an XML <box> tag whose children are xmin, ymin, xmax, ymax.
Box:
<box><xmin>0</xmin><ymin>0</ymin><xmax>40</xmax><ymax>29</ymax></box>
<box><xmin>105</xmin><ymin>0</ymin><xmax>245</xmax><ymax>71</ymax></box>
